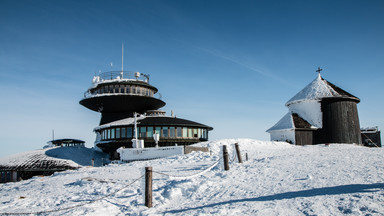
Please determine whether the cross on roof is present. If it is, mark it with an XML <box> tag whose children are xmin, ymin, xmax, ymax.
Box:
<box><xmin>316</xmin><ymin>67</ymin><xmax>323</xmax><ymax>74</ymax></box>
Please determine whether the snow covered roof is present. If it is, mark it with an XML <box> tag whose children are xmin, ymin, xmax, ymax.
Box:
<box><xmin>286</xmin><ymin>74</ymin><xmax>359</xmax><ymax>106</ymax></box>
<box><xmin>266</xmin><ymin>112</ymin><xmax>294</xmax><ymax>132</ymax></box>
<box><xmin>0</xmin><ymin>148</ymin><xmax>80</xmax><ymax>171</ymax></box>
<box><xmin>266</xmin><ymin>112</ymin><xmax>317</xmax><ymax>133</ymax></box>
<box><xmin>94</xmin><ymin>115</ymin><xmax>214</xmax><ymax>131</ymax></box>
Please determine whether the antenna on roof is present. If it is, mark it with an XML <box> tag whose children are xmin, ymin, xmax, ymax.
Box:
<box><xmin>121</xmin><ymin>42</ymin><xmax>124</xmax><ymax>79</ymax></box>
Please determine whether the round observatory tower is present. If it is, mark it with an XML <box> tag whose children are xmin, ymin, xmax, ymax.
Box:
<box><xmin>80</xmin><ymin>71</ymin><xmax>166</xmax><ymax>125</ymax></box>
<box><xmin>80</xmin><ymin>70</ymin><xmax>213</xmax><ymax>158</ymax></box>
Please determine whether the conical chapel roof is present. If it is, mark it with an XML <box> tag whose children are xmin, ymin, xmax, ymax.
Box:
<box><xmin>286</xmin><ymin>73</ymin><xmax>359</xmax><ymax>106</ymax></box>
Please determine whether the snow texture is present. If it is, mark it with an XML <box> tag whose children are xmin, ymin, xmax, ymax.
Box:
<box><xmin>286</xmin><ymin>74</ymin><xmax>341</xmax><ymax>106</ymax></box>
<box><xmin>0</xmin><ymin>147</ymin><xmax>109</xmax><ymax>170</ymax></box>
<box><xmin>94</xmin><ymin>116</ymin><xmax>146</xmax><ymax>131</ymax></box>
<box><xmin>0</xmin><ymin>148</ymin><xmax>80</xmax><ymax>171</ymax></box>
<box><xmin>288</xmin><ymin>100</ymin><xmax>322</xmax><ymax>128</ymax></box>
<box><xmin>1</xmin><ymin>139</ymin><xmax>384</xmax><ymax>215</ymax></box>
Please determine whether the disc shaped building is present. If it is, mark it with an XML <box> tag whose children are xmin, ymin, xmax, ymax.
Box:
<box><xmin>80</xmin><ymin>71</ymin><xmax>213</xmax><ymax>158</ymax></box>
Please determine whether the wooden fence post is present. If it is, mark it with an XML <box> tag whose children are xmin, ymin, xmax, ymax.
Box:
<box><xmin>145</xmin><ymin>167</ymin><xmax>153</xmax><ymax>208</ymax></box>
<box><xmin>246</xmin><ymin>153</ymin><xmax>248</xmax><ymax>161</ymax></box>
<box><xmin>223</xmin><ymin>145</ymin><xmax>230</xmax><ymax>171</ymax></box>
<box><xmin>91</xmin><ymin>158</ymin><xmax>94</xmax><ymax>167</ymax></box>
<box><xmin>235</xmin><ymin>143</ymin><xmax>243</xmax><ymax>163</ymax></box>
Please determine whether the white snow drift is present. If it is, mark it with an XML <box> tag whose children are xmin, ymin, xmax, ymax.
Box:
<box><xmin>0</xmin><ymin>139</ymin><xmax>383</xmax><ymax>215</ymax></box>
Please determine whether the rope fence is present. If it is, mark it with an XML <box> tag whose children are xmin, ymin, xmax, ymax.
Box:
<box><xmin>1</xmin><ymin>143</ymin><xmax>247</xmax><ymax>212</ymax></box>
<box><xmin>0</xmin><ymin>174</ymin><xmax>144</xmax><ymax>215</ymax></box>
<box><xmin>153</xmin><ymin>156</ymin><xmax>223</xmax><ymax>180</ymax></box>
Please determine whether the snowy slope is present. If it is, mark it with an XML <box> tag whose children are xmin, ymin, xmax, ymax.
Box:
<box><xmin>1</xmin><ymin>139</ymin><xmax>383</xmax><ymax>215</ymax></box>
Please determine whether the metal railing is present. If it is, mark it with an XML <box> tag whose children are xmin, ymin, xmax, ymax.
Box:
<box><xmin>83</xmin><ymin>90</ymin><xmax>162</xmax><ymax>100</ymax></box>
<box><xmin>97</xmin><ymin>71</ymin><xmax>149</xmax><ymax>83</ymax></box>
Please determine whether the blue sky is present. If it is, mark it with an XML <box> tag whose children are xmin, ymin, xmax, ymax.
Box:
<box><xmin>0</xmin><ymin>0</ymin><xmax>383</xmax><ymax>158</ymax></box>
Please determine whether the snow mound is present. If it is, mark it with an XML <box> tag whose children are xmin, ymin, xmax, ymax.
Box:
<box><xmin>1</xmin><ymin>139</ymin><xmax>383</xmax><ymax>216</ymax></box>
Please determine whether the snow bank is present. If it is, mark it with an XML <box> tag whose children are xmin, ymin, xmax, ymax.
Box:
<box><xmin>1</xmin><ymin>139</ymin><xmax>383</xmax><ymax>216</ymax></box>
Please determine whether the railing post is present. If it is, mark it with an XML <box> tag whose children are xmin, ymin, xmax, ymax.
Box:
<box><xmin>235</xmin><ymin>143</ymin><xmax>243</xmax><ymax>163</ymax></box>
<box><xmin>223</xmin><ymin>145</ymin><xmax>230</xmax><ymax>171</ymax></box>
<box><xmin>145</xmin><ymin>167</ymin><xmax>153</xmax><ymax>208</ymax></box>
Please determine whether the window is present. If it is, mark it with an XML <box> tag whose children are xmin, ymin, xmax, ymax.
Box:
<box><xmin>139</xmin><ymin>127</ymin><xmax>146</xmax><ymax>138</ymax></box>
<box><xmin>177</xmin><ymin>127</ymin><xmax>182</xmax><ymax>137</ymax></box>
<box><xmin>183</xmin><ymin>128</ymin><xmax>188</xmax><ymax>138</ymax></box>
<box><xmin>116</xmin><ymin>128</ymin><xmax>121</xmax><ymax>139</ymax></box>
<box><xmin>121</xmin><ymin>128</ymin><xmax>126</xmax><ymax>138</ymax></box>
<box><xmin>126</xmin><ymin>85</ymin><xmax>130</xmax><ymax>93</ymax></box>
<box><xmin>155</xmin><ymin>127</ymin><xmax>161</xmax><ymax>136</ymax></box>
<box><xmin>147</xmin><ymin>127</ymin><xmax>153</xmax><ymax>138</ymax></box>
<box><xmin>169</xmin><ymin>127</ymin><xmax>175</xmax><ymax>137</ymax></box>
<box><xmin>127</xmin><ymin>127</ymin><xmax>132</xmax><ymax>138</ymax></box>
<box><xmin>104</xmin><ymin>86</ymin><xmax>108</xmax><ymax>93</ymax></box>
<box><xmin>188</xmin><ymin>128</ymin><xmax>192</xmax><ymax>138</ymax></box>
<box><xmin>111</xmin><ymin>128</ymin><xmax>115</xmax><ymax>139</ymax></box>
<box><xmin>198</xmin><ymin>128</ymin><xmax>201</xmax><ymax>138</ymax></box>
<box><xmin>107</xmin><ymin>129</ymin><xmax>111</xmax><ymax>139</ymax></box>
<box><xmin>162</xmin><ymin>127</ymin><xmax>168</xmax><ymax>138</ymax></box>
<box><xmin>193</xmin><ymin>128</ymin><xmax>198</xmax><ymax>138</ymax></box>
<box><xmin>132</xmin><ymin>86</ymin><xmax>136</xmax><ymax>94</ymax></box>
<box><xmin>115</xmin><ymin>85</ymin><xmax>119</xmax><ymax>93</ymax></box>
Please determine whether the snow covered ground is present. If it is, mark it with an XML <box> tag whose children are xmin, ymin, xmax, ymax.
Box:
<box><xmin>1</xmin><ymin>139</ymin><xmax>384</xmax><ymax>215</ymax></box>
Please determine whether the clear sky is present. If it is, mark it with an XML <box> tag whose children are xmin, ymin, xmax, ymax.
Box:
<box><xmin>0</xmin><ymin>0</ymin><xmax>383</xmax><ymax>158</ymax></box>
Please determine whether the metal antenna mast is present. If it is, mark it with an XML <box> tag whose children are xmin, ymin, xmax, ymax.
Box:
<box><xmin>121</xmin><ymin>43</ymin><xmax>124</xmax><ymax>78</ymax></box>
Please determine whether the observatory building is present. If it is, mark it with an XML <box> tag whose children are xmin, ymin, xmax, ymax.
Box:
<box><xmin>80</xmin><ymin>71</ymin><xmax>213</xmax><ymax>158</ymax></box>
<box><xmin>267</xmin><ymin>69</ymin><xmax>362</xmax><ymax>145</ymax></box>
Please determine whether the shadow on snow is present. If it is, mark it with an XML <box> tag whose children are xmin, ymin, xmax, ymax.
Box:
<box><xmin>163</xmin><ymin>183</ymin><xmax>384</xmax><ymax>214</ymax></box>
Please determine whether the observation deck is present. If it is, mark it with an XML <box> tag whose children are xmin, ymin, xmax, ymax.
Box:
<box><xmin>80</xmin><ymin>71</ymin><xmax>166</xmax><ymax>120</ymax></box>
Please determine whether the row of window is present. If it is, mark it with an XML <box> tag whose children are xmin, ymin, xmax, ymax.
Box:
<box><xmin>100</xmin><ymin>126</ymin><xmax>208</xmax><ymax>140</ymax></box>
<box><xmin>91</xmin><ymin>84</ymin><xmax>154</xmax><ymax>97</ymax></box>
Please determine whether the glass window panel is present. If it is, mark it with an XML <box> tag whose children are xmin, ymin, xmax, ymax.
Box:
<box><xmin>183</xmin><ymin>128</ymin><xmax>188</xmax><ymax>138</ymax></box>
<box><xmin>193</xmin><ymin>128</ymin><xmax>198</xmax><ymax>138</ymax></box>
<box><xmin>177</xmin><ymin>127</ymin><xmax>182</xmax><ymax>137</ymax></box>
<box><xmin>126</xmin><ymin>85</ymin><xmax>130</xmax><ymax>93</ymax></box>
<box><xmin>155</xmin><ymin>127</ymin><xmax>161</xmax><ymax>136</ymax></box>
<box><xmin>188</xmin><ymin>128</ymin><xmax>192</xmax><ymax>138</ymax></box>
<box><xmin>198</xmin><ymin>128</ymin><xmax>201</xmax><ymax>138</ymax></box>
<box><xmin>111</xmin><ymin>128</ymin><xmax>115</xmax><ymax>139</ymax></box>
<box><xmin>162</xmin><ymin>127</ymin><xmax>168</xmax><ymax>138</ymax></box>
<box><xmin>169</xmin><ymin>127</ymin><xmax>175</xmax><ymax>137</ymax></box>
<box><xmin>116</xmin><ymin>128</ymin><xmax>120</xmax><ymax>139</ymax></box>
<box><xmin>147</xmin><ymin>127</ymin><xmax>153</xmax><ymax>138</ymax></box>
<box><xmin>127</xmin><ymin>127</ymin><xmax>132</xmax><ymax>138</ymax></box>
<box><xmin>121</xmin><ymin>128</ymin><xmax>126</xmax><ymax>138</ymax></box>
<box><xmin>107</xmin><ymin>129</ymin><xmax>111</xmax><ymax>139</ymax></box>
<box><xmin>139</xmin><ymin>127</ymin><xmax>146</xmax><ymax>138</ymax></box>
